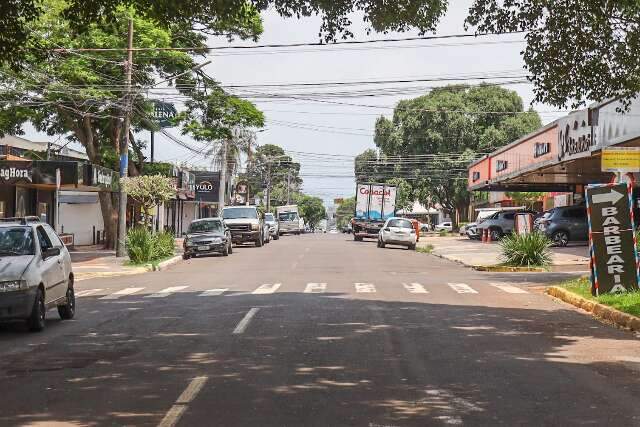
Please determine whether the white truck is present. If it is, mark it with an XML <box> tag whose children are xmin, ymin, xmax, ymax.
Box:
<box><xmin>276</xmin><ymin>205</ymin><xmax>302</xmax><ymax>235</ymax></box>
<box><xmin>351</xmin><ymin>183</ymin><xmax>397</xmax><ymax>241</ymax></box>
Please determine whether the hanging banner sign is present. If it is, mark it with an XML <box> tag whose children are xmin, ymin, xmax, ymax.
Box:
<box><xmin>586</xmin><ymin>182</ymin><xmax>640</xmax><ymax>295</ymax></box>
<box><xmin>601</xmin><ymin>147</ymin><xmax>640</xmax><ymax>173</ymax></box>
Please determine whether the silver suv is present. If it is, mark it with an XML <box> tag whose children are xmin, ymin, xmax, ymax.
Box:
<box><xmin>0</xmin><ymin>217</ymin><xmax>74</xmax><ymax>331</ymax></box>
<box><xmin>476</xmin><ymin>210</ymin><xmax>538</xmax><ymax>241</ymax></box>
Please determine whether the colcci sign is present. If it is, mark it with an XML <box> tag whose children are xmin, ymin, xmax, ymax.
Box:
<box><xmin>359</xmin><ymin>186</ymin><xmax>391</xmax><ymax>197</ymax></box>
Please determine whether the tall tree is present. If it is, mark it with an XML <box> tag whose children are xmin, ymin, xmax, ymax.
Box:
<box><xmin>336</xmin><ymin>197</ymin><xmax>356</xmax><ymax>229</ymax></box>
<box><xmin>296</xmin><ymin>194</ymin><xmax>326</xmax><ymax>229</ymax></box>
<box><xmin>373</xmin><ymin>84</ymin><xmax>541</xmax><ymax>229</ymax></box>
<box><xmin>466</xmin><ymin>1</ymin><xmax>640</xmax><ymax>109</ymax></box>
<box><xmin>0</xmin><ymin>0</ymin><xmax>260</xmax><ymax>247</ymax></box>
<box><xmin>246</xmin><ymin>144</ymin><xmax>302</xmax><ymax>204</ymax></box>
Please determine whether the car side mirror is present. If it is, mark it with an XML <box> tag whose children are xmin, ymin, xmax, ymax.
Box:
<box><xmin>384</xmin><ymin>227</ymin><xmax>391</xmax><ymax>232</ymax></box>
<box><xmin>43</xmin><ymin>247</ymin><xmax>60</xmax><ymax>259</ymax></box>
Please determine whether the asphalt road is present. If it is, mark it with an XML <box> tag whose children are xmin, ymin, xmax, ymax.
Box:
<box><xmin>2</xmin><ymin>234</ymin><xmax>640</xmax><ymax>426</ymax></box>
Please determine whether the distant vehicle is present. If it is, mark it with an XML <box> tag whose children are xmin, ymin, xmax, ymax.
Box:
<box><xmin>420</xmin><ymin>223</ymin><xmax>431</xmax><ymax>233</ymax></box>
<box><xmin>466</xmin><ymin>207</ymin><xmax>525</xmax><ymax>240</ymax></box>
<box><xmin>476</xmin><ymin>209</ymin><xmax>538</xmax><ymax>241</ymax></box>
<box><xmin>183</xmin><ymin>218</ymin><xmax>232</xmax><ymax>259</ymax></box>
<box><xmin>535</xmin><ymin>205</ymin><xmax>588</xmax><ymax>247</ymax></box>
<box><xmin>222</xmin><ymin>206</ymin><xmax>265</xmax><ymax>247</ymax></box>
<box><xmin>276</xmin><ymin>205</ymin><xmax>302</xmax><ymax>235</ymax></box>
<box><xmin>435</xmin><ymin>222</ymin><xmax>453</xmax><ymax>232</ymax></box>
<box><xmin>264</xmin><ymin>213</ymin><xmax>280</xmax><ymax>240</ymax></box>
<box><xmin>0</xmin><ymin>217</ymin><xmax>75</xmax><ymax>332</ymax></box>
<box><xmin>352</xmin><ymin>183</ymin><xmax>397</xmax><ymax>241</ymax></box>
<box><xmin>377</xmin><ymin>217</ymin><xmax>417</xmax><ymax>250</ymax></box>
<box><xmin>329</xmin><ymin>228</ymin><xmax>339</xmax><ymax>234</ymax></box>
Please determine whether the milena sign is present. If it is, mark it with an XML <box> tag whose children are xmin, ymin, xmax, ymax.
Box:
<box><xmin>586</xmin><ymin>182</ymin><xmax>639</xmax><ymax>295</ymax></box>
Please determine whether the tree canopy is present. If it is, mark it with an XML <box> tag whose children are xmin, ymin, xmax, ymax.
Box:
<box><xmin>1</xmin><ymin>0</ymin><xmax>448</xmax><ymax>68</ymax></box>
<box><xmin>466</xmin><ymin>0</ymin><xmax>640</xmax><ymax>109</ymax></box>
<box><xmin>246</xmin><ymin>144</ymin><xmax>302</xmax><ymax>205</ymax></box>
<box><xmin>372</xmin><ymin>84</ymin><xmax>541</xmax><ymax>228</ymax></box>
<box><xmin>296</xmin><ymin>194</ymin><xmax>326</xmax><ymax>229</ymax></box>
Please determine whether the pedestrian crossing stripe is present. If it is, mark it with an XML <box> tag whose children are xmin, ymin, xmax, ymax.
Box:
<box><xmin>447</xmin><ymin>283</ymin><xmax>478</xmax><ymax>294</ymax></box>
<box><xmin>75</xmin><ymin>289</ymin><xmax>103</xmax><ymax>297</ymax></box>
<box><xmin>355</xmin><ymin>283</ymin><xmax>376</xmax><ymax>293</ymax></box>
<box><xmin>489</xmin><ymin>283</ymin><xmax>528</xmax><ymax>294</ymax></box>
<box><xmin>199</xmin><ymin>288</ymin><xmax>228</xmax><ymax>297</ymax></box>
<box><xmin>304</xmin><ymin>283</ymin><xmax>327</xmax><ymax>293</ymax></box>
<box><xmin>146</xmin><ymin>286</ymin><xmax>189</xmax><ymax>298</ymax></box>
<box><xmin>252</xmin><ymin>283</ymin><xmax>281</xmax><ymax>294</ymax></box>
<box><xmin>403</xmin><ymin>283</ymin><xmax>428</xmax><ymax>294</ymax></box>
<box><xmin>99</xmin><ymin>287</ymin><xmax>145</xmax><ymax>300</ymax></box>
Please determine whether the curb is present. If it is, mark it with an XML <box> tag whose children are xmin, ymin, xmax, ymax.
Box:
<box><xmin>152</xmin><ymin>255</ymin><xmax>183</xmax><ymax>271</ymax></box>
<box><xmin>473</xmin><ymin>265</ymin><xmax>547</xmax><ymax>272</ymax></box>
<box><xmin>546</xmin><ymin>286</ymin><xmax>640</xmax><ymax>331</ymax></box>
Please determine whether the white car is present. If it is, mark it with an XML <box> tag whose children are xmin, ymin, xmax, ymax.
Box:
<box><xmin>0</xmin><ymin>217</ymin><xmax>75</xmax><ymax>332</ymax></box>
<box><xmin>377</xmin><ymin>217</ymin><xmax>417</xmax><ymax>250</ymax></box>
<box><xmin>435</xmin><ymin>222</ymin><xmax>453</xmax><ymax>232</ymax></box>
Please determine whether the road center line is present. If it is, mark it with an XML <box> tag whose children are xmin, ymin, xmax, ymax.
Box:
<box><xmin>233</xmin><ymin>307</ymin><xmax>260</xmax><ymax>334</ymax></box>
<box><xmin>157</xmin><ymin>376</ymin><xmax>208</xmax><ymax>427</ymax></box>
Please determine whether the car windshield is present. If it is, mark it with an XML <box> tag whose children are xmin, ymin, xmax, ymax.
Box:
<box><xmin>278</xmin><ymin>212</ymin><xmax>298</xmax><ymax>221</ymax></box>
<box><xmin>388</xmin><ymin>219</ymin><xmax>413</xmax><ymax>228</ymax></box>
<box><xmin>0</xmin><ymin>226</ymin><xmax>35</xmax><ymax>256</ymax></box>
<box><xmin>264</xmin><ymin>213</ymin><xmax>275</xmax><ymax>221</ymax></box>
<box><xmin>188</xmin><ymin>220</ymin><xmax>223</xmax><ymax>234</ymax></box>
<box><xmin>223</xmin><ymin>208</ymin><xmax>258</xmax><ymax>219</ymax></box>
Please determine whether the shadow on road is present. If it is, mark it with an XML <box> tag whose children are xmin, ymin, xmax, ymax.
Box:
<box><xmin>1</xmin><ymin>290</ymin><xmax>639</xmax><ymax>426</ymax></box>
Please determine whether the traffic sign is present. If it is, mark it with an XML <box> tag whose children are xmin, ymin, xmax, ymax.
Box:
<box><xmin>586</xmin><ymin>182</ymin><xmax>640</xmax><ymax>295</ymax></box>
<box><xmin>601</xmin><ymin>147</ymin><xmax>640</xmax><ymax>172</ymax></box>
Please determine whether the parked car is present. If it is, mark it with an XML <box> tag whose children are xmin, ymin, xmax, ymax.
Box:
<box><xmin>377</xmin><ymin>217</ymin><xmax>417</xmax><ymax>250</ymax></box>
<box><xmin>535</xmin><ymin>205</ymin><xmax>588</xmax><ymax>246</ymax></box>
<box><xmin>476</xmin><ymin>209</ymin><xmax>538</xmax><ymax>241</ymax></box>
<box><xmin>435</xmin><ymin>222</ymin><xmax>453</xmax><ymax>232</ymax></box>
<box><xmin>183</xmin><ymin>218</ymin><xmax>233</xmax><ymax>259</ymax></box>
<box><xmin>222</xmin><ymin>206</ymin><xmax>265</xmax><ymax>247</ymax></box>
<box><xmin>0</xmin><ymin>217</ymin><xmax>75</xmax><ymax>332</ymax></box>
<box><xmin>467</xmin><ymin>208</ymin><xmax>524</xmax><ymax>240</ymax></box>
<box><xmin>264</xmin><ymin>213</ymin><xmax>280</xmax><ymax>240</ymax></box>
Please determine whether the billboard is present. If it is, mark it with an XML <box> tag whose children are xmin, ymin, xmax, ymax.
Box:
<box><xmin>369</xmin><ymin>184</ymin><xmax>385</xmax><ymax>220</ymax></box>
<box><xmin>355</xmin><ymin>184</ymin><xmax>370</xmax><ymax>219</ymax></box>
<box><xmin>382</xmin><ymin>186</ymin><xmax>397</xmax><ymax>220</ymax></box>
<box><xmin>355</xmin><ymin>183</ymin><xmax>397</xmax><ymax>220</ymax></box>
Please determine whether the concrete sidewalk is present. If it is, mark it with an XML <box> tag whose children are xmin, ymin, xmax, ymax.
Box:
<box><xmin>418</xmin><ymin>235</ymin><xmax>590</xmax><ymax>271</ymax></box>
<box><xmin>70</xmin><ymin>241</ymin><xmax>184</xmax><ymax>281</ymax></box>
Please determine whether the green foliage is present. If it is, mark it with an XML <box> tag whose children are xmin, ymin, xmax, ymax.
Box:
<box><xmin>416</xmin><ymin>244</ymin><xmax>434</xmax><ymax>253</ymax></box>
<box><xmin>296</xmin><ymin>194</ymin><xmax>326</xmax><ymax>228</ymax></box>
<box><xmin>122</xmin><ymin>175</ymin><xmax>176</xmax><ymax>226</ymax></box>
<box><xmin>505</xmin><ymin>192</ymin><xmax>545</xmax><ymax>208</ymax></box>
<box><xmin>246</xmin><ymin>144</ymin><xmax>302</xmax><ymax>203</ymax></box>
<box><xmin>152</xmin><ymin>231</ymin><xmax>176</xmax><ymax>259</ymax></box>
<box><xmin>126</xmin><ymin>227</ymin><xmax>154</xmax><ymax>263</ymax></box>
<box><xmin>336</xmin><ymin>197</ymin><xmax>356</xmax><ymax>229</ymax></box>
<box><xmin>561</xmin><ymin>277</ymin><xmax>640</xmax><ymax>318</ymax></box>
<box><xmin>143</xmin><ymin>162</ymin><xmax>175</xmax><ymax>177</ymax></box>
<box><xmin>372</xmin><ymin>84</ymin><xmax>542</xmax><ymax>228</ymax></box>
<box><xmin>466</xmin><ymin>1</ymin><xmax>640</xmax><ymax>109</ymax></box>
<box><xmin>500</xmin><ymin>232</ymin><xmax>552</xmax><ymax>267</ymax></box>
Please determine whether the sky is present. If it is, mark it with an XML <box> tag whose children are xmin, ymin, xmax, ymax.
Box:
<box><xmin>26</xmin><ymin>1</ymin><xmax>568</xmax><ymax>206</ymax></box>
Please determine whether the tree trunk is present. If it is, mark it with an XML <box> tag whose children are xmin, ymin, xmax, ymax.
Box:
<box><xmin>98</xmin><ymin>192</ymin><xmax>117</xmax><ymax>249</ymax></box>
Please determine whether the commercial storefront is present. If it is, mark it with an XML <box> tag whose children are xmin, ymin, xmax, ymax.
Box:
<box><xmin>0</xmin><ymin>160</ymin><xmax>119</xmax><ymax>244</ymax></box>
<box><xmin>468</xmin><ymin>96</ymin><xmax>640</xmax><ymax>208</ymax></box>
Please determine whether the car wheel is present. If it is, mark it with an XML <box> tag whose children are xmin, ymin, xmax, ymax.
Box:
<box><xmin>228</xmin><ymin>242</ymin><xmax>233</xmax><ymax>254</ymax></box>
<box><xmin>183</xmin><ymin>253</ymin><xmax>190</xmax><ymax>260</ymax></box>
<box><xmin>408</xmin><ymin>243</ymin><xmax>416</xmax><ymax>250</ymax></box>
<box><xmin>379</xmin><ymin>239</ymin><xmax>386</xmax><ymax>248</ymax></box>
<box><xmin>552</xmin><ymin>231</ymin><xmax>569</xmax><ymax>247</ymax></box>
<box><xmin>58</xmin><ymin>285</ymin><xmax>76</xmax><ymax>320</ymax></box>
<box><xmin>273</xmin><ymin>233</ymin><xmax>279</xmax><ymax>240</ymax></box>
<box><xmin>28</xmin><ymin>288</ymin><xmax>46</xmax><ymax>332</ymax></box>
<box><xmin>255</xmin><ymin>235</ymin><xmax>263</xmax><ymax>247</ymax></box>
<box><xmin>489</xmin><ymin>228</ymin><xmax>503</xmax><ymax>241</ymax></box>
<box><xmin>222</xmin><ymin>243</ymin><xmax>229</xmax><ymax>256</ymax></box>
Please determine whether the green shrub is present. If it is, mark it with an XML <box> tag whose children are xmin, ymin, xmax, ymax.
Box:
<box><xmin>500</xmin><ymin>232</ymin><xmax>552</xmax><ymax>267</ymax></box>
<box><xmin>126</xmin><ymin>227</ymin><xmax>154</xmax><ymax>263</ymax></box>
<box><xmin>152</xmin><ymin>231</ymin><xmax>176</xmax><ymax>259</ymax></box>
<box><xmin>126</xmin><ymin>228</ymin><xmax>175</xmax><ymax>264</ymax></box>
<box><xmin>438</xmin><ymin>230</ymin><xmax>448</xmax><ymax>237</ymax></box>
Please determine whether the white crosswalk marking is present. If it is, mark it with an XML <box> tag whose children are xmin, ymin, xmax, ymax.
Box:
<box><xmin>146</xmin><ymin>286</ymin><xmax>189</xmax><ymax>298</ymax></box>
<box><xmin>75</xmin><ymin>289</ymin><xmax>103</xmax><ymax>297</ymax></box>
<box><xmin>355</xmin><ymin>283</ymin><xmax>376</xmax><ymax>293</ymax></box>
<box><xmin>100</xmin><ymin>287</ymin><xmax>145</xmax><ymax>300</ymax></box>
<box><xmin>403</xmin><ymin>283</ymin><xmax>428</xmax><ymax>294</ymax></box>
<box><xmin>199</xmin><ymin>288</ymin><xmax>228</xmax><ymax>297</ymax></box>
<box><xmin>304</xmin><ymin>283</ymin><xmax>327</xmax><ymax>293</ymax></box>
<box><xmin>490</xmin><ymin>283</ymin><xmax>528</xmax><ymax>294</ymax></box>
<box><xmin>447</xmin><ymin>283</ymin><xmax>478</xmax><ymax>294</ymax></box>
<box><xmin>252</xmin><ymin>283</ymin><xmax>281</xmax><ymax>294</ymax></box>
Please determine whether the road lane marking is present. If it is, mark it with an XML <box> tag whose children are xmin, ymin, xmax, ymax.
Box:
<box><xmin>304</xmin><ymin>283</ymin><xmax>327</xmax><ymax>293</ymax></box>
<box><xmin>157</xmin><ymin>376</ymin><xmax>208</xmax><ymax>427</ymax></box>
<box><xmin>233</xmin><ymin>307</ymin><xmax>260</xmax><ymax>334</ymax></box>
<box><xmin>146</xmin><ymin>286</ymin><xmax>189</xmax><ymax>298</ymax></box>
<box><xmin>403</xmin><ymin>283</ymin><xmax>428</xmax><ymax>294</ymax></box>
<box><xmin>447</xmin><ymin>283</ymin><xmax>478</xmax><ymax>294</ymax></box>
<box><xmin>75</xmin><ymin>289</ymin><xmax>103</xmax><ymax>297</ymax></box>
<box><xmin>100</xmin><ymin>287</ymin><xmax>145</xmax><ymax>300</ymax></box>
<box><xmin>490</xmin><ymin>282</ymin><xmax>528</xmax><ymax>294</ymax></box>
<box><xmin>252</xmin><ymin>283</ymin><xmax>281</xmax><ymax>294</ymax></box>
<box><xmin>355</xmin><ymin>283</ymin><xmax>376</xmax><ymax>293</ymax></box>
<box><xmin>199</xmin><ymin>288</ymin><xmax>228</xmax><ymax>297</ymax></box>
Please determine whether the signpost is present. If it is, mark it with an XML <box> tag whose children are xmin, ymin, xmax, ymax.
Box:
<box><xmin>585</xmin><ymin>182</ymin><xmax>639</xmax><ymax>295</ymax></box>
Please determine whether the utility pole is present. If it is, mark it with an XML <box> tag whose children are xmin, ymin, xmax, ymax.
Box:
<box><xmin>116</xmin><ymin>18</ymin><xmax>133</xmax><ymax>257</ymax></box>
<box><xmin>286</xmin><ymin>169</ymin><xmax>291</xmax><ymax>205</ymax></box>
<box><xmin>266</xmin><ymin>161</ymin><xmax>271</xmax><ymax>211</ymax></box>
<box><xmin>218</xmin><ymin>138</ymin><xmax>228</xmax><ymax>214</ymax></box>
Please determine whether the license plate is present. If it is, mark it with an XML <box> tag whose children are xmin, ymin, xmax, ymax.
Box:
<box><xmin>197</xmin><ymin>245</ymin><xmax>210</xmax><ymax>251</ymax></box>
